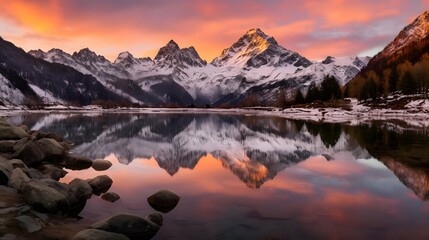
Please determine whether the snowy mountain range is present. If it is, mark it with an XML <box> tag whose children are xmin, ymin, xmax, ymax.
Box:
<box><xmin>4</xmin><ymin>10</ymin><xmax>429</xmax><ymax>108</ymax></box>
<box><xmin>19</xmin><ymin>28</ymin><xmax>369</xmax><ymax>107</ymax></box>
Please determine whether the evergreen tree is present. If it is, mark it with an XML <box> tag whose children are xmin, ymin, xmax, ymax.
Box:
<box><xmin>320</xmin><ymin>75</ymin><xmax>341</xmax><ymax>101</ymax></box>
<box><xmin>305</xmin><ymin>83</ymin><xmax>320</xmax><ymax>103</ymax></box>
<box><xmin>294</xmin><ymin>90</ymin><xmax>305</xmax><ymax>104</ymax></box>
<box><xmin>399</xmin><ymin>71</ymin><xmax>417</xmax><ymax>94</ymax></box>
<box><xmin>389</xmin><ymin>67</ymin><xmax>399</xmax><ymax>93</ymax></box>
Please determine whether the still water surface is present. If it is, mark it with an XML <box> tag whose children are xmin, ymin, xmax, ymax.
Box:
<box><xmin>7</xmin><ymin>113</ymin><xmax>429</xmax><ymax>240</ymax></box>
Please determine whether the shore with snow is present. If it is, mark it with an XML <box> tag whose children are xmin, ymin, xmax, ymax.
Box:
<box><xmin>1</xmin><ymin>98</ymin><xmax>429</xmax><ymax>127</ymax></box>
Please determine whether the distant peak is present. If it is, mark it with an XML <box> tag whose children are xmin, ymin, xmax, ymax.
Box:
<box><xmin>322</xmin><ymin>56</ymin><xmax>336</xmax><ymax>64</ymax></box>
<box><xmin>245</xmin><ymin>28</ymin><xmax>264</xmax><ymax>36</ymax></box>
<box><xmin>117</xmin><ymin>51</ymin><xmax>134</xmax><ymax>59</ymax></box>
<box><xmin>167</xmin><ymin>39</ymin><xmax>179</xmax><ymax>48</ymax></box>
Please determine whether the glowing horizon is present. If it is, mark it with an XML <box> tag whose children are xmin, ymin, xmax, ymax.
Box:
<box><xmin>0</xmin><ymin>0</ymin><xmax>428</xmax><ymax>62</ymax></box>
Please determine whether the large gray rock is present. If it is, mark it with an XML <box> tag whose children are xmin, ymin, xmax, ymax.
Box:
<box><xmin>34</xmin><ymin>138</ymin><xmax>65</xmax><ymax>160</ymax></box>
<box><xmin>91</xmin><ymin>214</ymin><xmax>160</xmax><ymax>240</ymax></box>
<box><xmin>0</xmin><ymin>156</ymin><xmax>13</xmax><ymax>185</ymax></box>
<box><xmin>92</xmin><ymin>159</ymin><xmax>112</xmax><ymax>171</ymax></box>
<box><xmin>22</xmin><ymin>168</ymin><xmax>45</xmax><ymax>180</ymax></box>
<box><xmin>67</xmin><ymin>178</ymin><xmax>93</xmax><ymax>216</ymax></box>
<box><xmin>72</xmin><ymin>229</ymin><xmax>129</xmax><ymax>240</ymax></box>
<box><xmin>12</xmin><ymin>141</ymin><xmax>45</xmax><ymax>166</ymax></box>
<box><xmin>32</xmin><ymin>131</ymin><xmax>63</xmax><ymax>142</ymax></box>
<box><xmin>0</xmin><ymin>140</ymin><xmax>17</xmax><ymax>153</ymax></box>
<box><xmin>9</xmin><ymin>159</ymin><xmax>27</xmax><ymax>169</ymax></box>
<box><xmin>21</xmin><ymin>179</ymin><xmax>68</xmax><ymax>214</ymax></box>
<box><xmin>65</xmin><ymin>155</ymin><xmax>93</xmax><ymax>170</ymax></box>
<box><xmin>101</xmin><ymin>192</ymin><xmax>120</xmax><ymax>203</ymax></box>
<box><xmin>8</xmin><ymin>168</ymin><xmax>30</xmax><ymax>191</ymax></box>
<box><xmin>0</xmin><ymin>126</ymin><xmax>29</xmax><ymax>140</ymax></box>
<box><xmin>147</xmin><ymin>190</ymin><xmax>180</xmax><ymax>213</ymax></box>
<box><xmin>39</xmin><ymin>164</ymin><xmax>67</xmax><ymax>181</ymax></box>
<box><xmin>87</xmin><ymin>175</ymin><xmax>113</xmax><ymax>196</ymax></box>
<box><xmin>14</xmin><ymin>215</ymin><xmax>43</xmax><ymax>233</ymax></box>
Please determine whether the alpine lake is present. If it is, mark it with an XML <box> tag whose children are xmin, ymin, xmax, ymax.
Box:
<box><xmin>6</xmin><ymin>112</ymin><xmax>429</xmax><ymax>240</ymax></box>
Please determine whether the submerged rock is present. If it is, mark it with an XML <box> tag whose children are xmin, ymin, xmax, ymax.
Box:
<box><xmin>101</xmin><ymin>192</ymin><xmax>120</xmax><ymax>202</ymax></box>
<box><xmin>87</xmin><ymin>175</ymin><xmax>113</xmax><ymax>196</ymax></box>
<box><xmin>91</xmin><ymin>214</ymin><xmax>160</xmax><ymax>240</ymax></box>
<box><xmin>92</xmin><ymin>159</ymin><xmax>113</xmax><ymax>171</ymax></box>
<box><xmin>72</xmin><ymin>229</ymin><xmax>129</xmax><ymax>240</ymax></box>
<box><xmin>147</xmin><ymin>190</ymin><xmax>180</xmax><ymax>213</ymax></box>
<box><xmin>146</xmin><ymin>213</ymin><xmax>163</xmax><ymax>226</ymax></box>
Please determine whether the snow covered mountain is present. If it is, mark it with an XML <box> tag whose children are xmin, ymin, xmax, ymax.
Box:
<box><xmin>24</xmin><ymin>28</ymin><xmax>371</xmax><ymax>107</ymax></box>
<box><xmin>348</xmin><ymin>10</ymin><xmax>429</xmax><ymax>96</ymax></box>
<box><xmin>382</xmin><ymin>11</ymin><xmax>429</xmax><ymax>57</ymax></box>
<box><xmin>0</xmin><ymin>37</ymin><xmax>128</xmax><ymax>107</ymax></box>
<box><xmin>212</xmin><ymin>28</ymin><xmax>312</xmax><ymax>68</ymax></box>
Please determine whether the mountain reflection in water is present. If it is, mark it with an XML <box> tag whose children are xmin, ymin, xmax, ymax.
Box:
<box><xmin>7</xmin><ymin>113</ymin><xmax>429</xmax><ymax>240</ymax></box>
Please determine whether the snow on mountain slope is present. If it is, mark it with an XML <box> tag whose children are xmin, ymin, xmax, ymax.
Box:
<box><xmin>0</xmin><ymin>73</ymin><xmax>26</xmax><ymax>106</ymax></box>
<box><xmin>28</xmin><ymin>28</ymin><xmax>369</xmax><ymax>106</ymax></box>
<box><xmin>383</xmin><ymin>11</ymin><xmax>429</xmax><ymax>57</ymax></box>
<box><xmin>295</xmin><ymin>56</ymin><xmax>371</xmax><ymax>86</ymax></box>
<box><xmin>212</xmin><ymin>28</ymin><xmax>312</xmax><ymax>68</ymax></box>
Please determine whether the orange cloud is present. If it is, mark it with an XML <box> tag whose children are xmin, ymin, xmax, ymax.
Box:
<box><xmin>0</xmin><ymin>0</ymin><xmax>426</xmax><ymax>61</ymax></box>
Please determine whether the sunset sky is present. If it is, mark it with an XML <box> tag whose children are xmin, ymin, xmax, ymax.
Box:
<box><xmin>0</xmin><ymin>0</ymin><xmax>428</xmax><ymax>62</ymax></box>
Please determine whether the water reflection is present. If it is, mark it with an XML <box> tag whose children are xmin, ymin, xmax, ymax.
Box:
<box><xmin>6</xmin><ymin>113</ymin><xmax>429</xmax><ymax>239</ymax></box>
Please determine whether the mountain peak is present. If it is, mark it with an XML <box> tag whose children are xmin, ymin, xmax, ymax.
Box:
<box><xmin>167</xmin><ymin>39</ymin><xmax>179</xmax><ymax>47</ymax></box>
<box><xmin>211</xmin><ymin>28</ymin><xmax>310</xmax><ymax>68</ymax></box>
<box><xmin>73</xmin><ymin>48</ymin><xmax>109</xmax><ymax>63</ymax></box>
<box><xmin>154</xmin><ymin>40</ymin><xmax>206</xmax><ymax>68</ymax></box>
<box><xmin>381</xmin><ymin>10</ymin><xmax>429</xmax><ymax>56</ymax></box>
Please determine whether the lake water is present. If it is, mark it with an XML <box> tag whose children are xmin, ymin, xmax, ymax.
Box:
<box><xmin>7</xmin><ymin>113</ymin><xmax>429</xmax><ymax>240</ymax></box>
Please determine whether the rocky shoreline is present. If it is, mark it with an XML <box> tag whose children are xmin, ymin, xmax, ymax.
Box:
<box><xmin>0</xmin><ymin>117</ymin><xmax>180</xmax><ymax>240</ymax></box>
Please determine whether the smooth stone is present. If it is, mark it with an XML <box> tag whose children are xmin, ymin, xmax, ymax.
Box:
<box><xmin>8</xmin><ymin>159</ymin><xmax>27</xmax><ymax>169</ymax></box>
<box><xmin>23</xmin><ymin>168</ymin><xmax>45</xmax><ymax>180</ymax></box>
<box><xmin>101</xmin><ymin>192</ymin><xmax>120</xmax><ymax>202</ymax></box>
<box><xmin>34</xmin><ymin>138</ymin><xmax>65</xmax><ymax>160</ymax></box>
<box><xmin>87</xmin><ymin>175</ymin><xmax>113</xmax><ymax>196</ymax></box>
<box><xmin>14</xmin><ymin>215</ymin><xmax>43</xmax><ymax>233</ymax></box>
<box><xmin>92</xmin><ymin>159</ymin><xmax>112</xmax><ymax>171</ymax></box>
<box><xmin>72</xmin><ymin>229</ymin><xmax>129</xmax><ymax>240</ymax></box>
<box><xmin>21</xmin><ymin>179</ymin><xmax>68</xmax><ymax>214</ymax></box>
<box><xmin>91</xmin><ymin>214</ymin><xmax>160</xmax><ymax>240</ymax></box>
<box><xmin>0</xmin><ymin>156</ymin><xmax>13</xmax><ymax>185</ymax></box>
<box><xmin>32</xmin><ymin>131</ymin><xmax>63</xmax><ymax>142</ymax></box>
<box><xmin>67</xmin><ymin>178</ymin><xmax>93</xmax><ymax>216</ymax></box>
<box><xmin>0</xmin><ymin>126</ymin><xmax>29</xmax><ymax>140</ymax></box>
<box><xmin>8</xmin><ymin>168</ymin><xmax>31</xmax><ymax>191</ymax></box>
<box><xmin>65</xmin><ymin>155</ymin><xmax>93</xmax><ymax>170</ymax></box>
<box><xmin>146</xmin><ymin>213</ymin><xmax>163</xmax><ymax>226</ymax></box>
<box><xmin>39</xmin><ymin>164</ymin><xmax>67</xmax><ymax>181</ymax></box>
<box><xmin>12</xmin><ymin>141</ymin><xmax>45</xmax><ymax>166</ymax></box>
<box><xmin>0</xmin><ymin>140</ymin><xmax>17</xmax><ymax>153</ymax></box>
<box><xmin>147</xmin><ymin>190</ymin><xmax>180</xmax><ymax>213</ymax></box>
